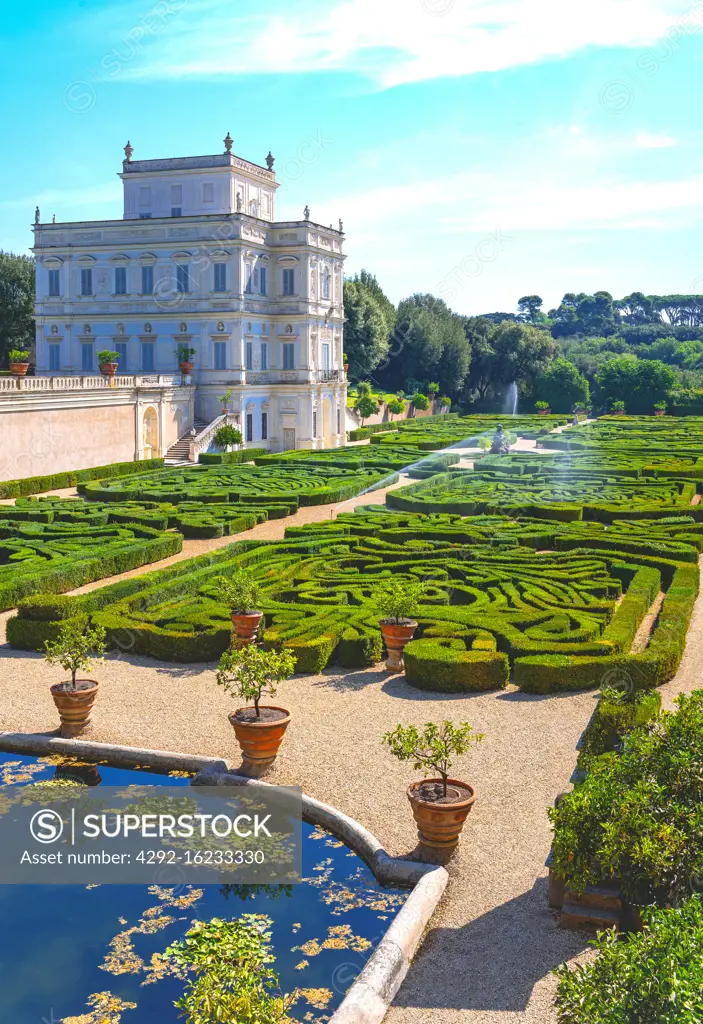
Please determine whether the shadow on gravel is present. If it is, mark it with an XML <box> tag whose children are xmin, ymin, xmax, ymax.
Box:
<box><xmin>391</xmin><ymin>877</ymin><xmax>590</xmax><ymax>1013</ymax></box>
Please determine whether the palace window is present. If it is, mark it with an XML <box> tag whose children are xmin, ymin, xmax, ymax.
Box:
<box><xmin>214</xmin><ymin>341</ymin><xmax>227</xmax><ymax>370</ymax></box>
<box><xmin>48</xmin><ymin>269</ymin><xmax>60</xmax><ymax>296</ymax></box>
<box><xmin>313</xmin><ymin>411</ymin><xmax>318</xmax><ymax>437</ymax></box>
<box><xmin>282</xmin><ymin>342</ymin><xmax>295</xmax><ymax>369</ymax></box>
<box><xmin>246</xmin><ymin>414</ymin><xmax>253</xmax><ymax>443</ymax></box>
<box><xmin>282</xmin><ymin>268</ymin><xmax>295</xmax><ymax>296</ymax></box>
<box><xmin>323</xmin><ymin>269</ymin><xmax>331</xmax><ymax>299</ymax></box>
<box><xmin>260</xmin><ymin>342</ymin><xmax>268</xmax><ymax>370</ymax></box>
<box><xmin>176</xmin><ymin>265</ymin><xmax>190</xmax><ymax>293</ymax></box>
<box><xmin>141</xmin><ymin>265</ymin><xmax>154</xmax><ymax>294</ymax></box>
<box><xmin>115</xmin><ymin>267</ymin><xmax>127</xmax><ymax>295</ymax></box>
<box><xmin>138</xmin><ymin>213</ymin><xmax>152</xmax><ymax>219</ymax></box>
<box><xmin>245</xmin><ymin>342</ymin><xmax>253</xmax><ymax>370</ymax></box>
<box><xmin>171</xmin><ymin>207</ymin><xmax>182</xmax><ymax>217</ymax></box>
<box><xmin>337</xmin><ymin>408</ymin><xmax>341</xmax><ymax>434</ymax></box>
<box><xmin>81</xmin><ymin>342</ymin><xmax>93</xmax><ymax>372</ymax></box>
<box><xmin>260</xmin><ymin>267</ymin><xmax>267</xmax><ymax>295</ymax></box>
<box><xmin>214</xmin><ymin>263</ymin><xmax>227</xmax><ymax>292</ymax></box>
<box><xmin>244</xmin><ymin>265</ymin><xmax>254</xmax><ymax>294</ymax></box>
<box><xmin>202</xmin><ymin>183</ymin><xmax>214</xmax><ymax>203</ymax></box>
<box><xmin>80</xmin><ymin>268</ymin><xmax>93</xmax><ymax>296</ymax></box>
<box><xmin>261</xmin><ymin>411</ymin><xmax>268</xmax><ymax>440</ymax></box>
<box><xmin>48</xmin><ymin>344</ymin><xmax>60</xmax><ymax>371</ymax></box>
<box><xmin>115</xmin><ymin>342</ymin><xmax>128</xmax><ymax>371</ymax></box>
<box><xmin>141</xmin><ymin>342</ymin><xmax>155</xmax><ymax>372</ymax></box>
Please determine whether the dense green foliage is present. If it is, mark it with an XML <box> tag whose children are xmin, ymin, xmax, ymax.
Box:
<box><xmin>554</xmin><ymin>897</ymin><xmax>703</xmax><ymax>1024</ymax></box>
<box><xmin>0</xmin><ymin>457</ymin><xmax>165</xmax><ymax>500</ymax></box>
<box><xmin>0</xmin><ymin>250</ymin><xmax>34</xmax><ymax>363</ymax></box>
<box><xmin>550</xmin><ymin>690</ymin><xmax>703</xmax><ymax>907</ymax></box>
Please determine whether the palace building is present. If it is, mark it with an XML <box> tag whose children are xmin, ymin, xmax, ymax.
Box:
<box><xmin>26</xmin><ymin>135</ymin><xmax>347</xmax><ymax>466</ymax></box>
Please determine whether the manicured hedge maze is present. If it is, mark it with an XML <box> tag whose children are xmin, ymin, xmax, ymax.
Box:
<box><xmin>350</xmin><ymin>413</ymin><xmax>570</xmax><ymax>445</ymax></box>
<box><xmin>80</xmin><ymin>463</ymin><xmax>393</xmax><ymax>507</ymax></box>
<box><xmin>0</xmin><ymin>517</ymin><xmax>180</xmax><ymax>611</ymax></box>
<box><xmin>8</xmin><ymin>507</ymin><xmax>698</xmax><ymax>696</ymax></box>
<box><xmin>388</xmin><ymin>451</ymin><xmax>703</xmax><ymax>522</ymax></box>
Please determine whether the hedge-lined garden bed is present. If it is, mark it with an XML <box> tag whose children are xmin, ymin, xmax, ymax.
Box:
<box><xmin>7</xmin><ymin>507</ymin><xmax>698</xmax><ymax>693</ymax></box>
<box><xmin>0</xmin><ymin>458</ymin><xmax>166</xmax><ymax>500</ymax></box>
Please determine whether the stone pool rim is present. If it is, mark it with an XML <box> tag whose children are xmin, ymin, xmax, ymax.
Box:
<box><xmin>0</xmin><ymin>731</ymin><xmax>448</xmax><ymax>1024</ymax></box>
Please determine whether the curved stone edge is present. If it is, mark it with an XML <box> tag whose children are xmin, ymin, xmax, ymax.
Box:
<box><xmin>0</xmin><ymin>735</ymin><xmax>448</xmax><ymax>1024</ymax></box>
<box><xmin>194</xmin><ymin>767</ymin><xmax>448</xmax><ymax>1024</ymax></box>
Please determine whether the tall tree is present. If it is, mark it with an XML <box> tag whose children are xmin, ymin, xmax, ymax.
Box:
<box><xmin>464</xmin><ymin>319</ymin><xmax>555</xmax><ymax>402</ymax></box>
<box><xmin>534</xmin><ymin>358</ymin><xmax>590</xmax><ymax>412</ymax></box>
<box><xmin>342</xmin><ymin>277</ymin><xmax>390</xmax><ymax>379</ymax></box>
<box><xmin>0</xmin><ymin>251</ymin><xmax>34</xmax><ymax>363</ymax></box>
<box><xmin>380</xmin><ymin>294</ymin><xmax>470</xmax><ymax>396</ymax></box>
<box><xmin>595</xmin><ymin>355</ymin><xmax>676</xmax><ymax>413</ymax></box>
<box><xmin>517</xmin><ymin>295</ymin><xmax>544</xmax><ymax>323</ymax></box>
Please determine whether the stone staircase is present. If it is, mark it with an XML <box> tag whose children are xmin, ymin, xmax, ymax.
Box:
<box><xmin>165</xmin><ymin>419</ymin><xmax>208</xmax><ymax>465</ymax></box>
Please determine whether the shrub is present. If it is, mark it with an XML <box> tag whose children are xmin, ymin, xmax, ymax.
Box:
<box><xmin>216</xmin><ymin>570</ymin><xmax>261</xmax><ymax>614</ymax></box>
<box><xmin>175</xmin><ymin>343</ymin><xmax>196</xmax><ymax>362</ymax></box>
<box><xmin>375</xmin><ymin>577</ymin><xmax>428</xmax><ymax>623</ymax></box>
<box><xmin>164</xmin><ymin>915</ymin><xmax>291</xmax><ymax>1024</ymax></box>
<box><xmin>550</xmin><ymin>690</ymin><xmax>703</xmax><ymax>906</ymax></box>
<box><xmin>8</xmin><ymin>349</ymin><xmax>29</xmax><ymax>364</ymax></box>
<box><xmin>214</xmin><ymin>425</ymin><xmax>243</xmax><ymax>449</ymax></box>
<box><xmin>535</xmin><ymin>400</ymin><xmax>551</xmax><ymax>411</ymax></box>
<box><xmin>97</xmin><ymin>350</ymin><xmax>120</xmax><ymax>365</ymax></box>
<box><xmin>554</xmin><ymin>897</ymin><xmax>703</xmax><ymax>1024</ymax></box>
<box><xmin>383</xmin><ymin>720</ymin><xmax>483</xmax><ymax>797</ymax></box>
<box><xmin>412</xmin><ymin>393</ymin><xmax>430</xmax><ymax>411</ymax></box>
<box><xmin>404</xmin><ymin>638</ymin><xmax>509</xmax><ymax>692</ymax></box>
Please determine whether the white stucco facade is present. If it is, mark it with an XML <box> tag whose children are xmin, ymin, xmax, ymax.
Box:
<box><xmin>30</xmin><ymin>139</ymin><xmax>347</xmax><ymax>455</ymax></box>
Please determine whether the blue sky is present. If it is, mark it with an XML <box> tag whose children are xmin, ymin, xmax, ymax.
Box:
<box><xmin>3</xmin><ymin>0</ymin><xmax>703</xmax><ymax>314</ymax></box>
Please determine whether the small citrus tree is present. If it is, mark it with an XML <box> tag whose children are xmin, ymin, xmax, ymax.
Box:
<box><xmin>43</xmin><ymin>618</ymin><xmax>107</xmax><ymax>690</ymax></box>
<box><xmin>216</xmin><ymin>645</ymin><xmax>296</xmax><ymax>718</ymax></box>
<box><xmin>214</xmin><ymin>425</ymin><xmax>243</xmax><ymax>450</ymax></box>
<box><xmin>383</xmin><ymin>721</ymin><xmax>483</xmax><ymax>798</ymax></box>
<box><xmin>164</xmin><ymin>915</ymin><xmax>292</xmax><ymax>1024</ymax></box>
<box><xmin>376</xmin><ymin>577</ymin><xmax>428</xmax><ymax>624</ymax></box>
<box><xmin>97</xmin><ymin>349</ymin><xmax>120</xmax><ymax>365</ymax></box>
<box><xmin>216</xmin><ymin>570</ymin><xmax>261</xmax><ymax>615</ymax></box>
<box><xmin>387</xmin><ymin>397</ymin><xmax>405</xmax><ymax>419</ymax></box>
<box><xmin>412</xmin><ymin>393</ymin><xmax>430</xmax><ymax>411</ymax></box>
<box><xmin>355</xmin><ymin>393</ymin><xmax>379</xmax><ymax>426</ymax></box>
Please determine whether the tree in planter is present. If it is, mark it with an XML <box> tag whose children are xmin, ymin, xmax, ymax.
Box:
<box><xmin>439</xmin><ymin>395</ymin><xmax>451</xmax><ymax>408</ymax></box>
<box><xmin>43</xmin><ymin>617</ymin><xmax>107</xmax><ymax>690</ymax></box>
<box><xmin>216</xmin><ymin>645</ymin><xmax>296</xmax><ymax>719</ymax></box>
<box><xmin>214</xmin><ymin>425</ymin><xmax>243</xmax><ymax>451</ymax></box>
<box><xmin>534</xmin><ymin>400</ymin><xmax>550</xmax><ymax>413</ymax></box>
<box><xmin>216</xmin><ymin>570</ymin><xmax>261</xmax><ymax>614</ymax></box>
<box><xmin>610</xmin><ymin>399</ymin><xmax>626</xmax><ymax>413</ymax></box>
<box><xmin>386</xmin><ymin>396</ymin><xmax>406</xmax><ymax>419</ymax></box>
<box><xmin>355</xmin><ymin>393</ymin><xmax>379</xmax><ymax>427</ymax></box>
<box><xmin>176</xmin><ymin>343</ymin><xmax>196</xmax><ymax>365</ymax></box>
<box><xmin>8</xmin><ymin>348</ymin><xmax>30</xmax><ymax>366</ymax></box>
<box><xmin>376</xmin><ymin>577</ymin><xmax>428</xmax><ymax>624</ymax></box>
<box><xmin>97</xmin><ymin>349</ymin><xmax>120</xmax><ymax>367</ymax></box>
<box><xmin>427</xmin><ymin>381</ymin><xmax>440</xmax><ymax>396</ymax></box>
<box><xmin>218</xmin><ymin>388</ymin><xmax>233</xmax><ymax>411</ymax></box>
<box><xmin>164</xmin><ymin>914</ymin><xmax>293</xmax><ymax>1024</ymax></box>
<box><xmin>383</xmin><ymin>720</ymin><xmax>483</xmax><ymax>799</ymax></box>
<box><xmin>412</xmin><ymin>393</ymin><xmax>430</xmax><ymax>411</ymax></box>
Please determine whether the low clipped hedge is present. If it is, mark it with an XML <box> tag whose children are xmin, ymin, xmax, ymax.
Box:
<box><xmin>404</xmin><ymin>637</ymin><xmax>509</xmax><ymax>692</ymax></box>
<box><xmin>198</xmin><ymin>449</ymin><xmax>268</xmax><ymax>465</ymax></box>
<box><xmin>0</xmin><ymin>458</ymin><xmax>165</xmax><ymax>500</ymax></box>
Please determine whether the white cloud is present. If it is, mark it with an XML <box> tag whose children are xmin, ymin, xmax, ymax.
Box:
<box><xmin>635</xmin><ymin>131</ymin><xmax>677</xmax><ymax>148</ymax></box>
<box><xmin>0</xmin><ymin>182</ymin><xmax>121</xmax><ymax>215</ymax></box>
<box><xmin>113</xmin><ymin>0</ymin><xmax>695</xmax><ymax>87</ymax></box>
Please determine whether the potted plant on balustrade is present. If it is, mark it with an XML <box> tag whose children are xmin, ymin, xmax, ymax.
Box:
<box><xmin>610</xmin><ymin>400</ymin><xmax>626</xmax><ymax>416</ymax></box>
<box><xmin>8</xmin><ymin>349</ymin><xmax>30</xmax><ymax>377</ymax></box>
<box><xmin>214</xmin><ymin>424</ymin><xmax>243</xmax><ymax>453</ymax></box>
<box><xmin>43</xmin><ymin>617</ymin><xmax>107</xmax><ymax>737</ymax></box>
<box><xmin>383</xmin><ymin>720</ymin><xmax>483</xmax><ymax>850</ymax></box>
<box><xmin>97</xmin><ymin>349</ymin><xmax>120</xmax><ymax>378</ymax></box>
<box><xmin>216</xmin><ymin>645</ymin><xmax>296</xmax><ymax>772</ymax></box>
<box><xmin>343</xmin><ymin>351</ymin><xmax>349</xmax><ymax>373</ymax></box>
<box><xmin>216</xmin><ymin>569</ymin><xmax>263</xmax><ymax>645</ymax></box>
<box><xmin>654</xmin><ymin>400</ymin><xmax>668</xmax><ymax>417</ymax></box>
<box><xmin>535</xmin><ymin>400</ymin><xmax>551</xmax><ymax>416</ymax></box>
<box><xmin>176</xmin><ymin>343</ymin><xmax>196</xmax><ymax>375</ymax></box>
<box><xmin>219</xmin><ymin>388</ymin><xmax>233</xmax><ymax>414</ymax></box>
<box><xmin>376</xmin><ymin>577</ymin><xmax>428</xmax><ymax>671</ymax></box>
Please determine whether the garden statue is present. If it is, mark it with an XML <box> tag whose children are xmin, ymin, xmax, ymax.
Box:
<box><xmin>572</xmin><ymin>412</ymin><xmax>579</xmax><ymax>426</ymax></box>
<box><xmin>490</xmin><ymin>423</ymin><xmax>511</xmax><ymax>455</ymax></box>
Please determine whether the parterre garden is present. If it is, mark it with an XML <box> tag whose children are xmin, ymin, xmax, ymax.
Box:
<box><xmin>4</xmin><ymin>413</ymin><xmax>703</xmax><ymax>1020</ymax></box>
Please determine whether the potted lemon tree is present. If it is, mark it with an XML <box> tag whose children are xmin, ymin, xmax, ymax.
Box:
<box><xmin>97</xmin><ymin>349</ymin><xmax>120</xmax><ymax>378</ymax></box>
<box><xmin>216</xmin><ymin>645</ymin><xmax>295</xmax><ymax>771</ymax></box>
<box><xmin>216</xmin><ymin>570</ymin><xmax>263</xmax><ymax>645</ymax></box>
<box><xmin>376</xmin><ymin>577</ymin><xmax>427</xmax><ymax>671</ymax></box>
<box><xmin>176</xmin><ymin>343</ymin><xmax>196</xmax><ymax>374</ymax></box>
<box><xmin>384</xmin><ymin>720</ymin><xmax>483</xmax><ymax>850</ymax></box>
<box><xmin>8</xmin><ymin>349</ymin><xmax>30</xmax><ymax>377</ymax></box>
<box><xmin>43</xmin><ymin>618</ymin><xmax>107</xmax><ymax>736</ymax></box>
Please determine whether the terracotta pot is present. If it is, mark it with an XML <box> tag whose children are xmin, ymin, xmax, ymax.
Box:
<box><xmin>343</xmin><ymin>363</ymin><xmax>349</xmax><ymax>373</ymax></box>
<box><xmin>407</xmin><ymin>778</ymin><xmax>476</xmax><ymax>850</ymax></box>
<box><xmin>379</xmin><ymin>619</ymin><xmax>417</xmax><ymax>671</ymax></box>
<box><xmin>537</xmin><ymin>408</ymin><xmax>550</xmax><ymax>415</ymax></box>
<box><xmin>50</xmin><ymin>679</ymin><xmax>99</xmax><ymax>737</ymax></box>
<box><xmin>231</xmin><ymin>610</ymin><xmax>263</xmax><ymax>645</ymax></box>
<box><xmin>229</xmin><ymin>705</ymin><xmax>291</xmax><ymax>770</ymax></box>
<box><xmin>99</xmin><ymin>362</ymin><xmax>118</xmax><ymax>378</ymax></box>
<box><xmin>655</xmin><ymin>409</ymin><xmax>666</xmax><ymax>416</ymax></box>
<box><xmin>179</xmin><ymin>361</ymin><xmax>194</xmax><ymax>374</ymax></box>
<box><xmin>10</xmin><ymin>362</ymin><xmax>29</xmax><ymax>377</ymax></box>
